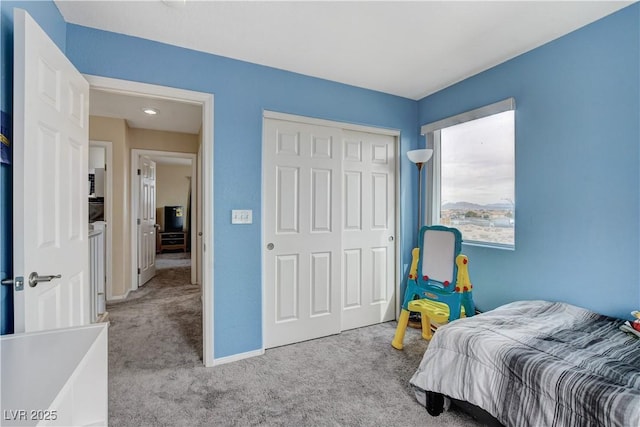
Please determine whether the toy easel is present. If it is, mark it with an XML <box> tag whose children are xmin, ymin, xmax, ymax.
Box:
<box><xmin>392</xmin><ymin>226</ymin><xmax>475</xmax><ymax>350</ymax></box>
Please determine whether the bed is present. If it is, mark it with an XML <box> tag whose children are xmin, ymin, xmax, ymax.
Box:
<box><xmin>410</xmin><ymin>300</ymin><xmax>640</xmax><ymax>427</ymax></box>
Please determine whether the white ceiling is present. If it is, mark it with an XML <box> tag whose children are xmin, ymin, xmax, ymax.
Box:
<box><xmin>57</xmin><ymin>0</ymin><xmax>632</xmax><ymax>101</ymax></box>
<box><xmin>150</xmin><ymin>156</ymin><xmax>193</xmax><ymax>166</ymax></box>
<box><xmin>89</xmin><ymin>89</ymin><xmax>202</xmax><ymax>134</ymax></box>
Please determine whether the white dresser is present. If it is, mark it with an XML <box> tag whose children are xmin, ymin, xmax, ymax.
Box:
<box><xmin>1</xmin><ymin>323</ymin><xmax>108</xmax><ymax>426</ymax></box>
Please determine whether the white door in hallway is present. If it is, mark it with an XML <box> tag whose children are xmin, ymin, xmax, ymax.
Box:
<box><xmin>12</xmin><ymin>9</ymin><xmax>90</xmax><ymax>332</ymax></box>
<box><xmin>138</xmin><ymin>157</ymin><xmax>157</xmax><ymax>286</ymax></box>
<box><xmin>263</xmin><ymin>119</ymin><xmax>343</xmax><ymax>348</ymax></box>
<box><xmin>341</xmin><ymin>130</ymin><xmax>396</xmax><ymax>330</ymax></box>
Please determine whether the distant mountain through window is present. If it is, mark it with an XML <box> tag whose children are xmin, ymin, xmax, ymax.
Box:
<box><xmin>438</xmin><ymin>110</ymin><xmax>515</xmax><ymax>247</ymax></box>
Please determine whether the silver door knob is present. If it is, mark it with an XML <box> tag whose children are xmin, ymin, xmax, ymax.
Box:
<box><xmin>28</xmin><ymin>272</ymin><xmax>62</xmax><ymax>288</ymax></box>
<box><xmin>388</xmin><ymin>236</ymin><xmax>394</xmax><ymax>242</ymax></box>
<box><xmin>267</xmin><ymin>243</ymin><xmax>274</xmax><ymax>250</ymax></box>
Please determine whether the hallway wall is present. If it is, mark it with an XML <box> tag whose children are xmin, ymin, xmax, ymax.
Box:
<box><xmin>89</xmin><ymin>116</ymin><xmax>130</xmax><ymax>298</ymax></box>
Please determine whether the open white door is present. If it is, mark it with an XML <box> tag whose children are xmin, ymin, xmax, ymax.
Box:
<box><xmin>138</xmin><ymin>157</ymin><xmax>157</xmax><ymax>286</ymax></box>
<box><xmin>12</xmin><ymin>9</ymin><xmax>90</xmax><ymax>332</ymax></box>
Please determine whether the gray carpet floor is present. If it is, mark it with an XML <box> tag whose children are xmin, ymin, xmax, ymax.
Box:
<box><xmin>106</xmin><ymin>265</ymin><xmax>482</xmax><ymax>427</ymax></box>
<box><xmin>155</xmin><ymin>251</ymin><xmax>192</xmax><ymax>270</ymax></box>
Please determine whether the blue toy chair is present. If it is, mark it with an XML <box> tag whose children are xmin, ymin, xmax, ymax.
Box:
<box><xmin>392</xmin><ymin>225</ymin><xmax>475</xmax><ymax>349</ymax></box>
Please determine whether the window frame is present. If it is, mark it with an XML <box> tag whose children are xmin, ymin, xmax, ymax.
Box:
<box><xmin>421</xmin><ymin>98</ymin><xmax>516</xmax><ymax>250</ymax></box>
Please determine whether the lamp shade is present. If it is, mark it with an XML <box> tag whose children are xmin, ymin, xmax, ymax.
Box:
<box><xmin>407</xmin><ymin>148</ymin><xmax>433</xmax><ymax>164</ymax></box>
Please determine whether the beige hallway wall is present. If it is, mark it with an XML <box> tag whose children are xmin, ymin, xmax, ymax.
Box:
<box><xmin>129</xmin><ymin>128</ymin><xmax>199</xmax><ymax>153</ymax></box>
<box><xmin>89</xmin><ymin>116</ymin><xmax>131</xmax><ymax>299</ymax></box>
<box><xmin>89</xmin><ymin>119</ymin><xmax>200</xmax><ymax>299</ymax></box>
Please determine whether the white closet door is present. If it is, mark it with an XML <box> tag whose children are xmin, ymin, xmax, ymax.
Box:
<box><xmin>341</xmin><ymin>130</ymin><xmax>396</xmax><ymax>330</ymax></box>
<box><xmin>263</xmin><ymin>119</ymin><xmax>342</xmax><ymax>348</ymax></box>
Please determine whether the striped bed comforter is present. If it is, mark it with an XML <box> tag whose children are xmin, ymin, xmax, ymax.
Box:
<box><xmin>410</xmin><ymin>300</ymin><xmax>640</xmax><ymax>427</ymax></box>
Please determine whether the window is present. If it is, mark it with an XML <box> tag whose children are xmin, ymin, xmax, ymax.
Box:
<box><xmin>422</xmin><ymin>98</ymin><xmax>515</xmax><ymax>249</ymax></box>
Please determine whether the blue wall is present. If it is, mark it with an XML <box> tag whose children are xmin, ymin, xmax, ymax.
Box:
<box><xmin>65</xmin><ymin>24</ymin><xmax>419</xmax><ymax>358</ymax></box>
<box><xmin>418</xmin><ymin>4</ymin><xmax>640</xmax><ymax>319</ymax></box>
<box><xmin>2</xmin><ymin>1</ymin><xmax>638</xmax><ymax>354</ymax></box>
<box><xmin>0</xmin><ymin>1</ymin><xmax>67</xmax><ymax>334</ymax></box>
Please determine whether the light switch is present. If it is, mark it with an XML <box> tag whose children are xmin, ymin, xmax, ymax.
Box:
<box><xmin>231</xmin><ymin>209</ymin><xmax>253</xmax><ymax>224</ymax></box>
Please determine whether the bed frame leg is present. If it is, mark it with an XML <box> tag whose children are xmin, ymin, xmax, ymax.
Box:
<box><xmin>425</xmin><ymin>391</ymin><xmax>444</xmax><ymax>416</ymax></box>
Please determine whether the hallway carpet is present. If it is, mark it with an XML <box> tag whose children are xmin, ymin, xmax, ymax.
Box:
<box><xmin>107</xmin><ymin>267</ymin><xmax>481</xmax><ymax>427</ymax></box>
<box><xmin>155</xmin><ymin>251</ymin><xmax>192</xmax><ymax>270</ymax></box>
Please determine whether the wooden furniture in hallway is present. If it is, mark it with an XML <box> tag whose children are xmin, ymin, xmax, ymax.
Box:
<box><xmin>158</xmin><ymin>231</ymin><xmax>187</xmax><ymax>253</ymax></box>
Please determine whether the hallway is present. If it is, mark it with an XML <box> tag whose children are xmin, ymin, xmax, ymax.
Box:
<box><xmin>106</xmin><ymin>254</ymin><xmax>202</xmax><ymax>423</ymax></box>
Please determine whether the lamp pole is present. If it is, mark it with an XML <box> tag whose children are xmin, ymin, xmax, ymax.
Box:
<box><xmin>415</xmin><ymin>161</ymin><xmax>425</xmax><ymax>236</ymax></box>
<box><xmin>406</xmin><ymin>148</ymin><xmax>433</xmax><ymax>329</ymax></box>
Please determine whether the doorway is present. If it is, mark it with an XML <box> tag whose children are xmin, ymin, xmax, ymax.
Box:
<box><xmin>89</xmin><ymin>140</ymin><xmax>113</xmax><ymax>314</ymax></box>
<box><xmin>86</xmin><ymin>75</ymin><xmax>215</xmax><ymax>367</ymax></box>
<box><xmin>131</xmin><ymin>150</ymin><xmax>197</xmax><ymax>288</ymax></box>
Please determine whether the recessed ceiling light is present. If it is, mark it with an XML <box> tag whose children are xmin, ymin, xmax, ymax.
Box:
<box><xmin>142</xmin><ymin>108</ymin><xmax>159</xmax><ymax>116</ymax></box>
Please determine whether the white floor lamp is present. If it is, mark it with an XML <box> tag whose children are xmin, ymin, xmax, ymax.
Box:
<box><xmin>407</xmin><ymin>148</ymin><xmax>433</xmax><ymax>244</ymax></box>
<box><xmin>406</xmin><ymin>148</ymin><xmax>433</xmax><ymax>329</ymax></box>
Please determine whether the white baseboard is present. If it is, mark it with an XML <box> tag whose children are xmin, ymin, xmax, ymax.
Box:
<box><xmin>107</xmin><ymin>290</ymin><xmax>131</xmax><ymax>302</ymax></box>
<box><xmin>211</xmin><ymin>348</ymin><xmax>264</xmax><ymax>366</ymax></box>
<box><xmin>96</xmin><ymin>312</ymin><xmax>109</xmax><ymax>323</ymax></box>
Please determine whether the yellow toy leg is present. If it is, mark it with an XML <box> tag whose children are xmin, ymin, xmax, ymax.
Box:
<box><xmin>392</xmin><ymin>309</ymin><xmax>410</xmax><ymax>350</ymax></box>
<box><xmin>420</xmin><ymin>311</ymin><xmax>433</xmax><ymax>340</ymax></box>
